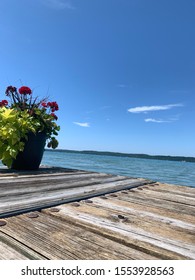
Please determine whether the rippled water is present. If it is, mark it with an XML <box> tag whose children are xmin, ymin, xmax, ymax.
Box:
<box><xmin>1</xmin><ymin>150</ymin><xmax>194</xmax><ymax>187</ymax></box>
<box><xmin>41</xmin><ymin>150</ymin><xmax>195</xmax><ymax>187</ymax></box>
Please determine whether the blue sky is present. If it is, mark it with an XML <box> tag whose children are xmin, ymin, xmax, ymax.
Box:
<box><xmin>0</xmin><ymin>0</ymin><xmax>195</xmax><ymax>156</ymax></box>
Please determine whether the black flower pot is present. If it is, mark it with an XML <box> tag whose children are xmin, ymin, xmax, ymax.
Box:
<box><xmin>11</xmin><ymin>132</ymin><xmax>47</xmax><ymax>170</ymax></box>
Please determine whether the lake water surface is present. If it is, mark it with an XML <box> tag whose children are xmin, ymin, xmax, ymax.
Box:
<box><xmin>1</xmin><ymin>149</ymin><xmax>194</xmax><ymax>187</ymax></box>
<box><xmin>42</xmin><ymin>150</ymin><xmax>195</xmax><ymax>187</ymax></box>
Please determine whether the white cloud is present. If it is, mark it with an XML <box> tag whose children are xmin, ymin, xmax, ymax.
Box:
<box><xmin>144</xmin><ymin>116</ymin><xmax>180</xmax><ymax>123</ymax></box>
<box><xmin>44</xmin><ymin>0</ymin><xmax>75</xmax><ymax>10</ymax></box>
<box><xmin>145</xmin><ymin>118</ymin><xmax>170</xmax><ymax>123</ymax></box>
<box><xmin>73</xmin><ymin>122</ymin><xmax>90</xmax><ymax>127</ymax></box>
<box><xmin>128</xmin><ymin>104</ymin><xmax>183</xmax><ymax>113</ymax></box>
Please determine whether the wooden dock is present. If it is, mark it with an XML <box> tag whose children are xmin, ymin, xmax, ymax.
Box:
<box><xmin>0</xmin><ymin>166</ymin><xmax>195</xmax><ymax>260</ymax></box>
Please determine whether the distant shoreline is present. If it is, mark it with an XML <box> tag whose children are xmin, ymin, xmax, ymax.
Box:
<box><xmin>45</xmin><ymin>149</ymin><xmax>195</xmax><ymax>163</ymax></box>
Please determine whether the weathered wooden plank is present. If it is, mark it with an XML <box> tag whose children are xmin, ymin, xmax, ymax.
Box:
<box><xmin>0</xmin><ymin>167</ymin><xmax>150</xmax><ymax>218</ymax></box>
<box><xmin>0</xmin><ymin>174</ymin><xmax>130</xmax><ymax>196</ymax></box>
<box><xmin>150</xmin><ymin>182</ymin><xmax>195</xmax><ymax>194</ymax></box>
<box><xmin>0</xmin><ymin>178</ymin><xmax>148</xmax><ymax>214</ymax></box>
<box><xmin>0</xmin><ymin>231</ymin><xmax>45</xmax><ymax>260</ymax></box>
<box><xmin>90</xmin><ymin>197</ymin><xmax>195</xmax><ymax>234</ymax></box>
<box><xmin>0</xmin><ymin>166</ymin><xmax>78</xmax><ymax>177</ymax></box>
<box><xmin>98</xmin><ymin>193</ymin><xmax>195</xmax><ymax>227</ymax></box>
<box><xmin>141</xmin><ymin>184</ymin><xmax>195</xmax><ymax>204</ymax></box>
<box><xmin>149</xmin><ymin>186</ymin><xmax>195</xmax><ymax>199</ymax></box>
<box><xmin>0</xmin><ymin>178</ymin><xmax>149</xmax><ymax>204</ymax></box>
<box><xmin>0</xmin><ymin>212</ymin><xmax>158</xmax><ymax>260</ymax></box>
<box><xmin>45</xmin><ymin>203</ymin><xmax>194</xmax><ymax>259</ymax></box>
<box><xmin>106</xmin><ymin>189</ymin><xmax>195</xmax><ymax>225</ymax></box>
<box><xmin>0</xmin><ymin>171</ymin><xmax>112</xmax><ymax>185</ymax></box>
<box><xmin>0</xmin><ymin>167</ymin><xmax>194</xmax><ymax>260</ymax></box>
<box><xmin>115</xmin><ymin>187</ymin><xmax>195</xmax><ymax>216</ymax></box>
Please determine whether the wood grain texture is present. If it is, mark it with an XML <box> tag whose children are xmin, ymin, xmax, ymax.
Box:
<box><xmin>0</xmin><ymin>166</ymin><xmax>150</xmax><ymax>218</ymax></box>
<box><xmin>0</xmin><ymin>167</ymin><xmax>194</xmax><ymax>260</ymax></box>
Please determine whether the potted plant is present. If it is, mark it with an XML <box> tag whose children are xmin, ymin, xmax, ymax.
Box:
<box><xmin>0</xmin><ymin>85</ymin><xmax>60</xmax><ymax>170</ymax></box>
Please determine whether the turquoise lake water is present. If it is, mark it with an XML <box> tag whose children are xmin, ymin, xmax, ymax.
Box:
<box><xmin>41</xmin><ymin>150</ymin><xmax>195</xmax><ymax>187</ymax></box>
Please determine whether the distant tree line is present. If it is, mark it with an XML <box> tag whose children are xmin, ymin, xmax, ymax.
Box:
<box><xmin>45</xmin><ymin>149</ymin><xmax>195</xmax><ymax>163</ymax></box>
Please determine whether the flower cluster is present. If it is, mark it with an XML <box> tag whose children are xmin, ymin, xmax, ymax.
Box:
<box><xmin>41</xmin><ymin>101</ymin><xmax>59</xmax><ymax>120</ymax></box>
<box><xmin>18</xmin><ymin>86</ymin><xmax>32</xmax><ymax>95</ymax></box>
<box><xmin>48</xmin><ymin>101</ymin><xmax>59</xmax><ymax>111</ymax></box>
<box><xmin>2</xmin><ymin>85</ymin><xmax>60</xmax><ymax>122</ymax></box>
<box><xmin>0</xmin><ymin>100</ymin><xmax>8</xmax><ymax>107</ymax></box>
<box><xmin>0</xmin><ymin>85</ymin><xmax>60</xmax><ymax>149</ymax></box>
<box><xmin>5</xmin><ymin>86</ymin><xmax>17</xmax><ymax>95</ymax></box>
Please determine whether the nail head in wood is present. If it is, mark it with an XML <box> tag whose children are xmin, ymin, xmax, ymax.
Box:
<box><xmin>118</xmin><ymin>214</ymin><xmax>125</xmax><ymax>220</ymax></box>
<box><xmin>0</xmin><ymin>220</ymin><xmax>7</xmax><ymax>226</ymax></box>
<box><xmin>71</xmin><ymin>202</ymin><xmax>80</xmax><ymax>207</ymax></box>
<box><xmin>26</xmin><ymin>212</ymin><xmax>39</xmax><ymax>218</ymax></box>
<box><xmin>84</xmin><ymin>200</ymin><xmax>93</xmax><ymax>203</ymax></box>
<box><xmin>50</xmin><ymin>208</ymin><xmax>60</xmax><ymax>212</ymax></box>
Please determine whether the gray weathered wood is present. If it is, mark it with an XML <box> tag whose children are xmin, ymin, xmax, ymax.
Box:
<box><xmin>0</xmin><ymin>167</ymin><xmax>194</xmax><ymax>260</ymax></box>
<box><xmin>0</xmin><ymin>166</ymin><xmax>150</xmax><ymax>218</ymax></box>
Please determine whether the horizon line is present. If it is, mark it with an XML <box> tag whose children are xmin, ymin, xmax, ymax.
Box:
<box><xmin>45</xmin><ymin>148</ymin><xmax>195</xmax><ymax>159</ymax></box>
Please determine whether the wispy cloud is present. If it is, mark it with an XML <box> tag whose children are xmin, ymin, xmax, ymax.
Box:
<box><xmin>73</xmin><ymin>122</ymin><xmax>90</xmax><ymax>127</ymax></box>
<box><xmin>43</xmin><ymin>0</ymin><xmax>75</xmax><ymax>10</ymax></box>
<box><xmin>128</xmin><ymin>104</ymin><xmax>183</xmax><ymax>113</ymax></box>
<box><xmin>145</xmin><ymin>118</ymin><xmax>171</xmax><ymax>123</ymax></box>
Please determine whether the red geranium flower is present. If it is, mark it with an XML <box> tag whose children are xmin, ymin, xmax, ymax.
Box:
<box><xmin>50</xmin><ymin>113</ymin><xmax>58</xmax><ymax>120</ymax></box>
<box><xmin>18</xmin><ymin>86</ymin><xmax>32</xmax><ymax>95</ymax></box>
<box><xmin>41</xmin><ymin>102</ymin><xmax>47</xmax><ymax>107</ymax></box>
<box><xmin>5</xmin><ymin>86</ymin><xmax>17</xmax><ymax>96</ymax></box>
<box><xmin>47</xmin><ymin>101</ymin><xmax>59</xmax><ymax>111</ymax></box>
<box><xmin>0</xmin><ymin>100</ymin><xmax>8</xmax><ymax>107</ymax></box>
